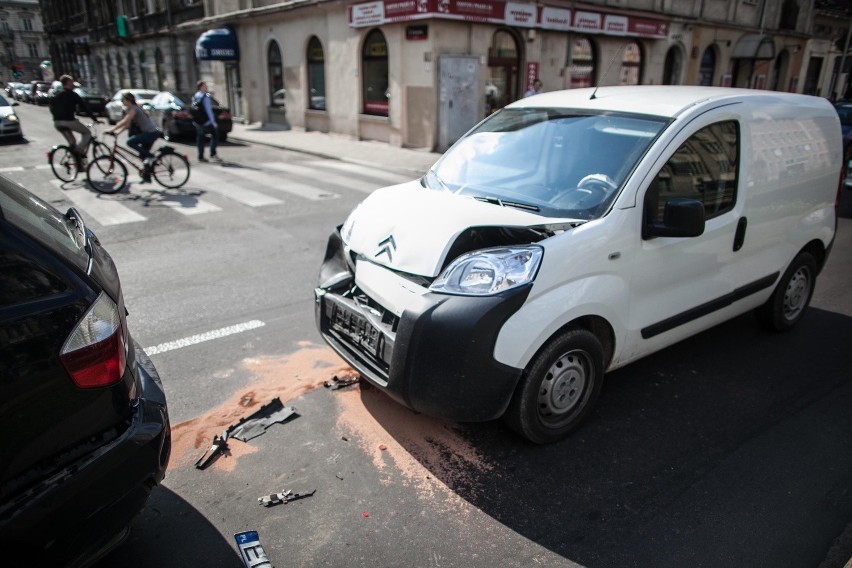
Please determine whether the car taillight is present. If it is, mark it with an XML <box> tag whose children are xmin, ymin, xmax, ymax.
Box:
<box><xmin>174</xmin><ymin>111</ymin><xmax>190</xmax><ymax>119</ymax></box>
<box><xmin>60</xmin><ymin>292</ymin><xmax>127</xmax><ymax>388</ymax></box>
<box><xmin>218</xmin><ymin>111</ymin><xmax>230</xmax><ymax>120</ymax></box>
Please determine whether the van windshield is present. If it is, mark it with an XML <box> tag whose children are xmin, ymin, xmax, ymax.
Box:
<box><xmin>426</xmin><ymin>108</ymin><xmax>668</xmax><ymax>220</ymax></box>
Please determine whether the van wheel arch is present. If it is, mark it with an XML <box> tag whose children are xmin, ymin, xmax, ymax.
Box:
<box><xmin>503</xmin><ymin>316</ymin><xmax>615</xmax><ymax>444</ymax></box>
<box><xmin>801</xmin><ymin>239</ymin><xmax>826</xmax><ymax>273</ymax></box>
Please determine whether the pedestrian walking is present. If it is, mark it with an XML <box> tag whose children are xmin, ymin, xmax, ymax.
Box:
<box><xmin>50</xmin><ymin>74</ymin><xmax>100</xmax><ymax>159</ymax></box>
<box><xmin>192</xmin><ymin>81</ymin><xmax>221</xmax><ymax>163</ymax></box>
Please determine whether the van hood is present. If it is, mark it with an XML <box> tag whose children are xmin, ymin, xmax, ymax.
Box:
<box><xmin>342</xmin><ymin>181</ymin><xmax>567</xmax><ymax>277</ymax></box>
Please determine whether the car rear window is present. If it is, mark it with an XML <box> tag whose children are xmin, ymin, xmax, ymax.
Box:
<box><xmin>0</xmin><ymin>177</ymin><xmax>89</xmax><ymax>268</ymax></box>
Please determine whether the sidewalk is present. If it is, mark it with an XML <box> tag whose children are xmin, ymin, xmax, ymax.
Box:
<box><xmin>227</xmin><ymin>122</ymin><xmax>442</xmax><ymax>178</ymax></box>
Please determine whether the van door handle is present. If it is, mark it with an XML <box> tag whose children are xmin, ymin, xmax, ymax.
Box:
<box><xmin>733</xmin><ymin>217</ymin><xmax>747</xmax><ymax>251</ymax></box>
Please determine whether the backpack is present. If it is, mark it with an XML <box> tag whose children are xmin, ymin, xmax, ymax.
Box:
<box><xmin>190</xmin><ymin>94</ymin><xmax>208</xmax><ymax>124</ymax></box>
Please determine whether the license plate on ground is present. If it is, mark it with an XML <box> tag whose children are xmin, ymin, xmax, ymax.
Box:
<box><xmin>330</xmin><ymin>302</ymin><xmax>381</xmax><ymax>356</ymax></box>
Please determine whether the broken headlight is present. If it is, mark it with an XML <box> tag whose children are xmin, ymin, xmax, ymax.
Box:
<box><xmin>430</xmin><ymin>246</ymin><xmax>543</xmax><ymax>296</ymax></box>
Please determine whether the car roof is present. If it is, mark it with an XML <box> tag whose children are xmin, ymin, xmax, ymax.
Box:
<box><xmin>512</xmin><ymin>85</ymin><xmax>832</xmax><ymax>119</ymax></box>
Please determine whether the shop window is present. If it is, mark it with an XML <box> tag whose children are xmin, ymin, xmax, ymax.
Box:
<box><xmin>486</xmin><ymin>29</ymin><xmax>521</xmax><ymax>114</ymax></box>
<box><xmin>307</xmin><ymin>36</ymin><xmax>326</xmax><ymax>111</ymax></box>
<box><xmin>663</xmin><ymin>46</ymin><xmax>683</xmax><ymax>85</ymax></box>
<box><xmin>128</xmin><ymin>52</ymin><xmax>137</xmax><ymax>87</ymax></box>
<box><xmin>620</xmin><ymin>42</ymin><xmax>642</xmax><ymax>86</ymax></box>
<box><xmin>698</xmin><ymin>47</ymin><xmax>716</xmax><ymax>86</ymax></box>
<box><xmin>139</xmin><ymin>50</ymin><xmax>147</xmax><ymax>89</ymax></box>
<box><xmin>154</xmin><ymin>48</ymin><xmax>164</xmax><ymax>91</ymax></box>
<box><xmin>268</xmin><ymin>40</ymin><xmax>285</xmax><ymax>108</ymax></box>
<box><xmin>568</xmin><ymin>37</ymin><xmax>595</xmax><ymax>89</ymax></box>
<box><xmin>362</xmin><ymin>29</ymin><xmax>388</xmax><ymax>116</ymax></box>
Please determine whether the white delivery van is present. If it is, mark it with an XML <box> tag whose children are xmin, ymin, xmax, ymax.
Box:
<box><xmin>315</xmin><ymin>86</ymin><xmax>841</xmax><ymax>443</ymax></box>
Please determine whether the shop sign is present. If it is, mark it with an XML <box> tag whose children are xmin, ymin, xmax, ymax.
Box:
<box><xmin>540</xmin><ymin>7</ymin><xmax>571</xmax><ymax>31</ymax></box>
<box><xmin>347</xmin><ymin>0</ymin><xmax>668</xmax><ymax>39</ymax></box>
<box><xmin>525</xmin><ymin>62</ymin><xmax>539</xmax><ymax>92</ymax></box>
<box><xmin>406</xmin><ymin>24</ymin><xmax>429</xmax><ymax>40</ymax></box>
<box><xmin>350</xmin><ymin>1</ymin><xmax>385</xmax><ymax>27</ymax></box>
<box><xmin>505</xmin><ymin>2</ymin><xmax>536</xmax><ymax>27</ymax></box>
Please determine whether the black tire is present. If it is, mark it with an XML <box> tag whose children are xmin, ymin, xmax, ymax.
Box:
<box><xmin>48</xmin><ymin>145</ymin><xmax>79</xmax><ymax>182</ymax></box>
<box><xmin>87</xmin><ymin>156</ymin><xmax>128</xmax><ymax>194</ymax></box>
<box><xmin>755</xmin><ymin>252</ymin><xmax>817</xmax><ymax>332</ymax></box>
<box><xmin>504</xmin><ymin>327</ymin><xmax>605</xmax><ymax>444</ymax></box>
<box><xmin>152</xmin><ymin>152</ymin><xmax>190</xmax><ymax>189</ymax></box>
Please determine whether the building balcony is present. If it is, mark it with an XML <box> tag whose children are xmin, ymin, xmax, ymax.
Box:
<box><xmin>172</xmin><ymin>4</ymin><xmax>205</xmax><ymax>26</ymax></box>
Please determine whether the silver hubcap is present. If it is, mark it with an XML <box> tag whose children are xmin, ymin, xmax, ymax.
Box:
<box><xmin>782</xmin><ymin>266</ymin><xmax>811</xmax><ymax>321</ymax></box>
<box><xmin>538</xmin><ymin>350</ymin><xmax>590</xmax><ymax>419</ymax></box>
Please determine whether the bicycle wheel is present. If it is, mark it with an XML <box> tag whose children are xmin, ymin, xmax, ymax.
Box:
<box><xmin>87</xmin><ymin>156</ymin><xmax>128</xmax><ymax>194</ymax></box>
<box><xmin>152</xmin><ymin>152</ymin><xmax>190</xmax><ymax>189</ymax></box>
<box><xmin>90</xmin><ymin>142</ymin><xmax>112</xmax><ymax>174</ymax></box>
<box><xmin>48</xmin><ymin>146</ymin><xmax>79</xmax><ymax>182</ymax></box>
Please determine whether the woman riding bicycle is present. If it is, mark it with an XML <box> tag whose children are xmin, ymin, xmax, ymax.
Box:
<box><xmin>107</xmin><ymin>92</ymin><xmax>160</xmax><ymax>183</ymax></box>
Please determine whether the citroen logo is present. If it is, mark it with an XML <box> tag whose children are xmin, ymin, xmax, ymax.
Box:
<box><xmin>375</xmin><ymin>235</ymin><xmax>396</xmax><ymax>262</ymax></box>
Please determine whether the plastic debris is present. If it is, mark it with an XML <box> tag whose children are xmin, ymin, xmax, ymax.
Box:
<box><xmin>324</xmin><ymin>375</ymin><xmax>360</xmax><ymax>390</ymax></box>
<box><xmin>362</xmin><ymin>512</ymin><xmax>369</xmax><ymax>518</ymax></box>
<box><xmin>235</xmin><ymin>530</ymin><xmax>273</xmax><ymax>568</ymax></box>
<box><xmin>258</xmin><ymin>489</ymin><xmax>316</xmax><ymax>507</ymax></box>
<box><xmin>229</xmin><ymin>398</ymin><xmax>298</xmax><ymax>442</ymax></box>
<box><xmin>195</xmin><ymin>433</ymin><xmax>229</xmax><ymax>470</ymax></box>
<box><xmin>378</xmin><ymin>444</ymin><xmax>388</xmax><ymax>451</ymax></box>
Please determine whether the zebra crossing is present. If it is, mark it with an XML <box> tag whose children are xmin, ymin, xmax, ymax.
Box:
<box><xmin>5</xmin><ymin>158</ymin><xmax>415</xmax><ymax>228</ymax></box>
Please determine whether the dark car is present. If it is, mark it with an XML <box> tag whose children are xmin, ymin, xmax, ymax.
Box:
<box><xmin>149</xmin><ymin>91</ymin><xmax>232</xmax><ymax>142</ymax></box>
<box><xmin>74</xmin><ymin>86</ymin><xmax>110</xmax><ymax>117</ymax></box>
<box><xmin>0</xmin><ymin>174</ymin><xmax>171</xmax><ymax>566</ymax></box>
<box><xmin>30</xmin><ymin>81</ymin><xmax>53</xmax><ymax>105</ymax></box>
<box><xmin>834</xmin><ymin>102</ymin><xmax>852</xmax><ymax>188</ymax></box>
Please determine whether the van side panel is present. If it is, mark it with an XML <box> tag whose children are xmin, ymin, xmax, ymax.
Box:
<box><xmin>492</xmin><ymin>210</ymin><xmax>633</xmax><ymax>370</ymax></box>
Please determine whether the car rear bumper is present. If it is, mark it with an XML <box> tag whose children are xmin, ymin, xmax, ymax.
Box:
<box><xmin>0</xmin><ymin>340</ymin><xmax>170</xmax><ymax>565</ymax></box>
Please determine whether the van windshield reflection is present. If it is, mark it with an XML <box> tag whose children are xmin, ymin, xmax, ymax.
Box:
<box><xmin>426</xmin><ymin>109</ymin><xmax>667</xmax><ymax>220</ymax></box>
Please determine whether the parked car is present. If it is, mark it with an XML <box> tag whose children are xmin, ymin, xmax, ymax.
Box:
<box><xmin>0</xmin><ymin>94</ymin><xmax>22</xmax><ymax>140</ymax></box>
<box><xmin>315</xmin><ymin>86</ymin><xmax>841</xmax><ymax>444</ymax></box>
<box><xmin>14</xmin><ymin>82</ymin><xmax>31</xmax><ymax>103</ymax></box>
<box><xmin>105</xmin><ymin>89</ymin><xmax>159</xmax><ymax>124</ymax></box>
<box><xmin>29</xmin><ymin>81</ymin><xmax>53</xmax><ymax>105</ymax></box>
<box><xmin>149</xmin><ymin>91</ymin><xmax>233</xmax><ymax>141</ymax></box>
<box><xmin>74</xmin><ymin>86</ymin><xmax>110</xmax><ymax>117</ymax></box>
<box><xmin>0</xmin><ymin>175</ymin><xmax>171</xmax><ymax>564</ymax></box>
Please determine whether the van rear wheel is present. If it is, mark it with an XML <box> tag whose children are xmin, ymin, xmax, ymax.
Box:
<box><xmin>505</xmin><ymin>327</ymin><xmax>605</xmax><ymax>444</ymax></box>
<box><xmin>755</xmin><ymin>252</ymin><xmax>816</xmax><ymax>332</ymax></box>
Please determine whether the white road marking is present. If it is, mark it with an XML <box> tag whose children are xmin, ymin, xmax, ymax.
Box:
<box><xmin>188</xmin><ymin>168</ymin><xmax>284</xmax><ymax>207</ymax></box>
<box><xmin>34</xmin><ymin>164</ymin><xmax>52</xmax><ymax>170</ymax></box>
<box><xmin>144</xmin><ymin>320</ymin><xmax>266</xmax><ymax>355</ymax></box>
<box><xmin>49</xmin><ymin>179</ymin><xmax>147</xmax><ymax>225</ymax></box>
<box><xmin>224</xmin><ymin>164</ymin><xmax>340</xmax><ymax>200</ymax></box>
<box><xmin>261</xmin><ymin>162</ymin><xmax>382</xmax><ymax>194</ymax></box>
<box><xmin>0</xmin><ymin>166</ymin><xmax>25</xmax><ymax>172</ymax></box>
<box><xmin>314</xmin><ymin>161</ymin><xmax>414</xmax><ymax>185</ymax></box>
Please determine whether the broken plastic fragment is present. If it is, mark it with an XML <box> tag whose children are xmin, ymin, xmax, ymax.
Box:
<box><xmin>228</xmin><ymin>397</ymin><xmax>298</xmax><ymax>442</ymax></box>
<box><xmin>324</xmin><ymin>375</ymin><xmax>360</xmax><ymax>390</ymax></box>
<box><xmin>258</xmin><ymin>489</ymin><xmax>316</xmax><ymax>507</ymax></box>
<box><xmin>195</xmin><ymin>433</ymin><xmax>229</xmax><ymax>470</ymax></box>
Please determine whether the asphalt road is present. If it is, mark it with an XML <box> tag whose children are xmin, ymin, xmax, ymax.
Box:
<box><xmin>3</xmin><ymin>101</ymin><xmax>852</xmax><ymax>568</ymax></box>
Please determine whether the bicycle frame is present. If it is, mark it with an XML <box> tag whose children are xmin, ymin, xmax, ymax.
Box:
<box><xmin>101</xmin><ymin>134</ymin><xmax>149</xmax><ymax>175</ymax></box>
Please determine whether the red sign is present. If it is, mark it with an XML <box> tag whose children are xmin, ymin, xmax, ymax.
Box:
<box><xmin>526</xmin><ymin>62</ymin><xmax>539</xmax><ymax>93</ymax></box>
<box><xmin>348</xmin><ymin>0</ymin><xmax>668</xmax><ymax>39</ymax></box>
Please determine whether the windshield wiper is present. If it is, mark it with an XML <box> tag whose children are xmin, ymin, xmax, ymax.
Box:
<box><xmin>473</xmin><ymin>195</ymin><xmax>540</xmax><ymax>212</ymax></box>
<box><xmin>423</xmin><ymin>169</ymin><xmax>450</xmax><ymax>191</ymax></box>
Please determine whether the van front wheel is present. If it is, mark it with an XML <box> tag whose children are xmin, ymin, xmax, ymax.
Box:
<box><xmin>755</xmin><ymin>252</ymin><xmax>816</xmax><ymax>332</ymax></box>
<box><xmin>505</xmin><ymin>327</ymin><xmax>605</xmax><ymax>444</ymax></box>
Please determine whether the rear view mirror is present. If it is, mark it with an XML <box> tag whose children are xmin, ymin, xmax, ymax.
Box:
<box><xmin>644</xmin><ymin>198</ymin><xmax>705</xmax><ymax>238</ymax></box>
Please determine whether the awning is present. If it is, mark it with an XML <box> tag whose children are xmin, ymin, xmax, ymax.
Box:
<box><xmin>195</xmin><ymin>27</ymin><xmax>239</xmax><ymax>62</ymax></box>
<box><xmin>731</xmin><ymin>34</ymin><xmax>775</xmax><ymax>60</ymax></box>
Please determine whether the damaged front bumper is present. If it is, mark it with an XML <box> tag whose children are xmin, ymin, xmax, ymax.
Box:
<box><xmin>315</xmin><ymin>229</ymin><xmax>529</xmax><ymax>422</ymax></box>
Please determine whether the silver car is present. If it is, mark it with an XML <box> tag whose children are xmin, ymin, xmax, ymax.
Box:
<box><xmin>105</xmin><ymin>89</ymin><xmax>159</xmax><ymax>124</ymax></box>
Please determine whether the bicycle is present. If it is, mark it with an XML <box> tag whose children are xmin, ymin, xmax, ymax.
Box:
<box><xmin>87</xmin><ymin>132</ymin><xmax>191</xmax><ymax>194</ymax></box>
<box><xmin>48</xmin><ymin>122</ymin><xmax>110</xmax><ymax>183</ymax></box>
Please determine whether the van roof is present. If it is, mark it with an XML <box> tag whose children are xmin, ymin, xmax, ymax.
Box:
<box><xmin>513</xmin><ymin>86</ymin><xmax>830</xmax><ymax>119</ymax></box>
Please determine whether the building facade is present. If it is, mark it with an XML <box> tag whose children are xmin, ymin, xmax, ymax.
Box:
<box><xmin>1</xmin><ymin>0</ymin><xmax>49</xmax><ymax>84</ymax></box>
<box><xmin>34</xmin><ymin>1</ymin><xmax>852</xmax><ymax>151</ymax></box>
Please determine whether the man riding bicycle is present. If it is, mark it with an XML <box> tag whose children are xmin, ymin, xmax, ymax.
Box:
<box><xmin>107</xmin><ymin>91</ymin><xmax>161</xmax><ymax>183</ymax></box>
<box><xmin>50</xmin><ymin>75</ymin><xmax>101</xmax><ymax>162</ymax></box>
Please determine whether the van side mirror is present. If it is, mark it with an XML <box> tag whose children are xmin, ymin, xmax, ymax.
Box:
<box><xmin>644</xmin><ymin>198</ymin><xmax>705</xmax><ymax>239</ymax></box>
